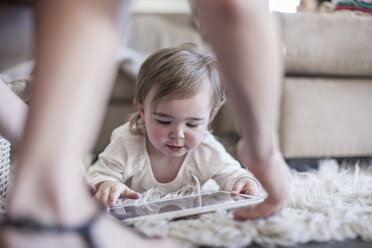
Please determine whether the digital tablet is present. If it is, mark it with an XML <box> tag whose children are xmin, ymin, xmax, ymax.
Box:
<box><xmin>109</xmin><ymin>191</ymin><xmax>263</xmax><ymax>224</ymax></box>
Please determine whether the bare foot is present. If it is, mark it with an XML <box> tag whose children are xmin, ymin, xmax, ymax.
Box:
<box><xmin>233</xmin><ymin>139</ymin><xmax>292</xmax><ymax>219</ymax></box>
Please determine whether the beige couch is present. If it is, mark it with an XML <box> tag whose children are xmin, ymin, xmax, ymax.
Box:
<box><xmin>94</xmin><ymin>12</ymin><xmax>372</xmax><ymax>159</ymax></box>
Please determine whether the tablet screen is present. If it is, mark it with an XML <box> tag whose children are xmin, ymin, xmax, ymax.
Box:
<box><xmin>110</xmin><ymin>191</ymin><xmax>263</xmax><ymax>223</ymax></box>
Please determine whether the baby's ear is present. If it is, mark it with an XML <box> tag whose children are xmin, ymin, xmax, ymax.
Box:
<box><xmin>136</xmin><ymin>102</ymin><xmax>145</xmax><ymax>119</ymax></box>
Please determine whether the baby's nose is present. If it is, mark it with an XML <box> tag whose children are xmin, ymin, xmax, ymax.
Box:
<box><xmin>170</xmin><ymin>125</ymin><xmax>185</xmax><ymax>139</ymax></box>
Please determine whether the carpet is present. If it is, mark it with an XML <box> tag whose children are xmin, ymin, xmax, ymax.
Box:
<box><xmin>123</xmin><ymin>160</ymin><xmax>372</xmax><ymax>248</ymax></box>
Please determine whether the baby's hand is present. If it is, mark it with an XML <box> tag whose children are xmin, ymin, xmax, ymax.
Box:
<box><xmin>94</xmin><ymin>181</ymin><xmax>140</xmax><ymax>212</ymax></box>
<box><xmin>231</xmin><ymin>177</ymin><xmax>260</xmax><ymax>196</ymax></box>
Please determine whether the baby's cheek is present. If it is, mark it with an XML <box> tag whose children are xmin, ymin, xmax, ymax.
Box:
<box><xmin>148</xmin><ymin>127</ymin><xmax>166</xmax><ymax>143</ymax></box>
<box><xmin>187</xmin><ymin>131</ymin><xmax>205</xmax><ymax>147</ymax></box>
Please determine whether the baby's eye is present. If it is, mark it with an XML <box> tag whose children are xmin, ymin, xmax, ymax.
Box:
<box><xmin>157</xmin><ymin>120</ymin><xmax>170</xmax><ymax>125</ymax></box>
<box><xmin>186</xmin><ymin>123</ymin><xmax>199</xmax><ymax>128</ymax></box>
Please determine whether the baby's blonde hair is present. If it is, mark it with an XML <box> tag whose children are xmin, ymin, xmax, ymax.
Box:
<box><xmin>129</xmin><ymin>43</ymin><xmax>225</xmax><ymax>135</ymax></box>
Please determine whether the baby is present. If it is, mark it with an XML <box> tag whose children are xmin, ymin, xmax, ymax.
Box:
<box><xmin>89</xmin><ymin>43</ymin><xmax>260</xmax><ymax>210</ymax></box>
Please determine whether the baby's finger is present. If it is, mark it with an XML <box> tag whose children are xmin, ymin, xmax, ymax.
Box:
<box><xmin>242</xmin><ymin>184</ymin><xmax>258</xmax><ymax>195</ymax></box>
<box><xmin>95</xmin><ymin>188</ymin><xmax>111</xmax><ymax>211</ymax></box>
<box><xmin>108</xmin><ymin>187</ymin><xmax>122</xmax><ymax>207</ymax></box>
<box><xmin>122</xmin><ymin>187</ymin><xmax>141</xmax><ymax>199</ymax></box>
<box><xmin>232</xmin><ymin>180</ymin><xmax>245</xmax><ymax>195</ymax></box>
<box><xmin>93</xmin><ymin>189</ymin><xmax>101</xmax><ymax>202</ymax></box>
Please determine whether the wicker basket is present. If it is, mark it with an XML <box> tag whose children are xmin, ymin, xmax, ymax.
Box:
<box><xmin>0</xmin><ymin>136</ymin><xmax>11</xmax><ymax>213</ymax></box>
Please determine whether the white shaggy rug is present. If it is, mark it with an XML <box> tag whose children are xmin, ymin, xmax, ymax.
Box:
<box><xmin>120</xmin><ymin>160</ymin><xmax>372</xmax><ymax>247</ymax></box>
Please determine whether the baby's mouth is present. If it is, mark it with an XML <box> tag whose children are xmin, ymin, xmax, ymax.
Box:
<box><xmin>166</xmin><ymin>144</ymin><xmax>184</xmax><ymax>151</ymax></box>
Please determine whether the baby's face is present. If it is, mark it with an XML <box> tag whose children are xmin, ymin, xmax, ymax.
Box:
<box><xmin>138</xmin><ymin>84</ymin><xmax>212</xmax><ymax>158</ymax></box>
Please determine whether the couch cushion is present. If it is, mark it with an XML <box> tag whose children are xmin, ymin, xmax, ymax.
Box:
<box><xmin>278</xmin><ymin>12</ymin><xmax>372</xmax><ymax>77</ymax></box>
<box><xmin>280</xmin><ymin>77</ymin><xmax>372</xmax><ymax>158</ymax></box>
<box><xmin>125</xmin><ymin>14</ymin><xmax>203</xmax><ymax>54</ymax></box>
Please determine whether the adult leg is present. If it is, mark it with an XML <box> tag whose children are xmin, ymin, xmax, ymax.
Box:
<box><xmin>196</xmin><ymin>0</ymin><xmax>291</xmax><ymax>219</ymax></box>
<box><xmin>1</xmin><ymin>1</ymin><xmax>180</xmax><ymax>247</ymax></box>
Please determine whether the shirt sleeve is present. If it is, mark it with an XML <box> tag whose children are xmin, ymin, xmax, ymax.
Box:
<box><xmin>213</xmin><ymin>163</ymin><xmax>256</xmax><ymax>192</ymax></box>
<box><xmin>88</xmin><ymin>153</ymin><xmax>125</xmax><ymax>186</ymax></box>
<box><xmin>88</xmin><ymin>124</ymin><xmax>132</xmax><ymax>185</ymax></box>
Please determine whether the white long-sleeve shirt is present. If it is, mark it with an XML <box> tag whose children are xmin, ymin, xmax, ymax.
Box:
<box><xmin>89</xmin><ymin>123</ymin><xmax>255</xmax><ymax>195</ymax></box>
